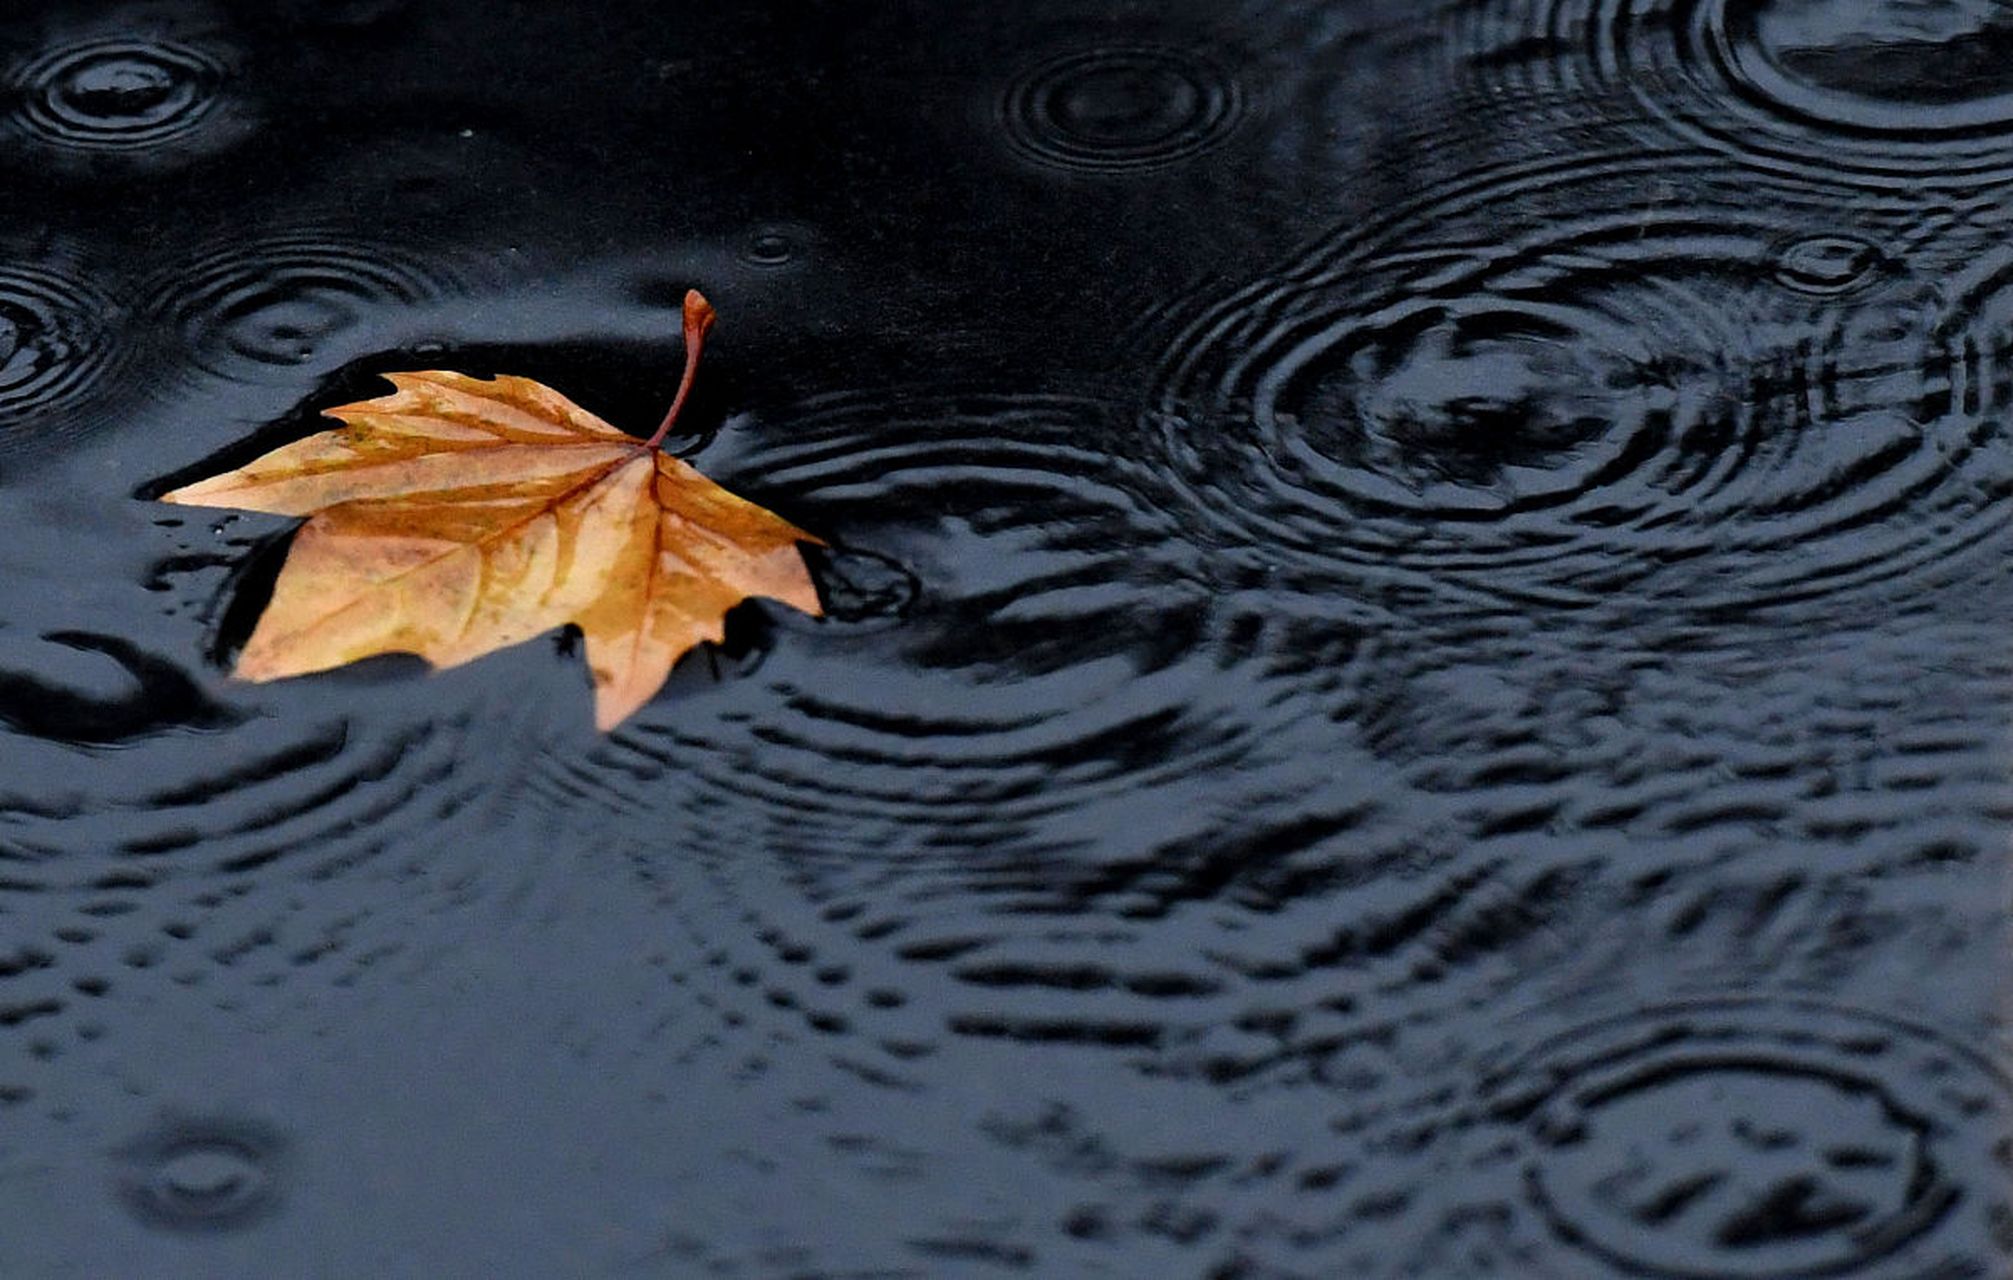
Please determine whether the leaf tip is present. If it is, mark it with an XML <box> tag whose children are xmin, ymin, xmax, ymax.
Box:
<box><xmin>157</xmin><ymin>477</ymin><xmax>226</xmax><ymax>507</ymax></box>
<box><xmin>231</xmin><ymin>649</ymin><xmax>287</xmax><ymax>683</ymax></box>
<box><xmin>590</xmin><ymin>680</ymin><xmax>652</xmax><ymax>733</ymax></box>
<box><xmin>684</xmin><ymin>290</ymin><xmax>716</xmax><ymax>338</ymax></box>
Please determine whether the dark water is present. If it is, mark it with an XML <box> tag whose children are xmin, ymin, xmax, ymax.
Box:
<box><xmin>1</xmin><ymin>0</ymin><xmax>2011</xmax><ymax>1276</ymax></box>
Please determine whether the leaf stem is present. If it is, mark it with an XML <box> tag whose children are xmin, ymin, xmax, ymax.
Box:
<box><xmin>645</xmin><ymin>290</ymin><xmax>718</xmax><ymax>450</ymax></box>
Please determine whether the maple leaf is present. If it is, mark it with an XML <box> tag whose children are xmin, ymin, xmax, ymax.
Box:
<box><xmin>160</xmin><ymin>291</ymin><xmax>822</xmax><ymax>731</ymax></box>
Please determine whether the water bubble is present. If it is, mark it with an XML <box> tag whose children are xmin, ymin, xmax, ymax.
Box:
<box><xmin>116</xmin><ymin>1118</ymin><xmax>284</xmax><ymax>1233</ymax></box>
<box><xmin>1000</xmin><ymin>45</ymin><xmax>1244</xmax><ymax>174</ymax></box>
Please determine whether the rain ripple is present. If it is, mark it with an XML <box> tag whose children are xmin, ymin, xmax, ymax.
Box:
<box><xmin>0</xmin><ymin>255</ymin><xmax>128</xmax><ymax>456</ymax></box>
<box><xmin>1456</xmin><ymin>0</ymin><xmax>2013</xmax><ymax>189</ymax></box>
<box><xmin>1</xmin><ymin>10</ymin><xmax>254</xmax><ymax>170</ymax></box>
<box><xmin>114</xmin><ymin>1115</ymin><xmax>286</xmax><ymax>1234</ymax></box>
<box><xmin>0</xmin><ymin>668</ymin><xmax>483</xmax><ymax>898</ymax></box>
<box><xmin>0</xmin><ymin>555</ymin><xmax>522</xmax><ymax>1105</ymax></box>
<box><xmin>530</xmin><ymin>389</ymin><xmax>1308</xmax><ymax>865</ymax></box>
<box><xmin>999</xmin><ymin>44</ymin><xmax>1246</xmax><ymax>175</ymax></box>
<box><xmin>142</xmin><ymin>228</ymin><xmax>494</xmax><ymax>388</ymax></box>
<box><xmin>1476</xmin><ymin>998</ymin><xmax>2013</xmax><ymax>1278</ymax></box>
<box><xmin>1147</xmin><ymin>157</ymin><xmax>2013</xmax><ymax>619</ymax></box>
<box><xmin>515</xmin><ymin>390</ymin><xmax>1402</xmax><ymax>1074</ymax></box>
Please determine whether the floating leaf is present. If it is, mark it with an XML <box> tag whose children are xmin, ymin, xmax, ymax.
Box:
<box><xmin>162</xmin><ymin>291</ymin><xmax>822</xmax><ymax>730</ymax></box>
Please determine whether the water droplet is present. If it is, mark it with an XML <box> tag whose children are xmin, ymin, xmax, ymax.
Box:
<box><xmin>804</xmin><ymin>546</ymin><xmax>917</xmax><ymax>627</ymax></box>
<box><xmin>62</xmin><ymin>56</ymin><xmax>178</xmax><ymax>119</ymax></box>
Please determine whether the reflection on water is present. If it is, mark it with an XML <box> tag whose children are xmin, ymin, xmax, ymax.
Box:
<box><xmin>0</xmin><ymin>0</ymin><xmax>2008</xmax><ymax>1275</ymax></box>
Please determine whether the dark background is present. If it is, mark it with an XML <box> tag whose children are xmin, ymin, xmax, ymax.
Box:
<box><xmin>1</xmin><ymin>0</ymin><xmax>2010</xmax><ymax>1276</ymax></box>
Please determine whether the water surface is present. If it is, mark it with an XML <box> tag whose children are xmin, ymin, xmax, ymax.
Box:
<box><xmin>0</xmin><ymin>1</ymin><xmax>2010</xmax><ymax>1276</ymax></box>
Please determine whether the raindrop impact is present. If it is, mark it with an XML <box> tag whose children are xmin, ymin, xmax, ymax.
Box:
<box><xmin>1486</xmin><ymin>999</ymin><xmax>2002</xmax><ymax>1278</ymax></box>
<box><xmin>9</xmin><ymin>36</ymin><xmax>232</xmax><ymax>155</ymax></box>
<box><xmin>147</xmin><ymin>231</ymin><xmax>485</xmax><ymax>386</ymax></box>
<box><xmin>0</xmin><ymin>260</ymin><xmax>123</xmax><ymax>450</ymax></box>
<box><xmin>1148</xmin><ymin>159</ymin><xmax>2013</xmax><ymax>616</ymax></box>
<box><xmin>115</xmin><ymin>1118</ymin><xmax>285</xmax><ymax>1233</ymax></box>
<box><xmin>1458</xmin><ymin>0</ymin><xmax>2013</xmax><ymax>185</ymax></box>
<box><xmin>1774</xmin><ymin>234</ymin><xmax>1883</xmax><ymax>295</ymax></box>
<box><xmin>1000</xmin><ymin>45</ymin><xmax>1244</xmax><ymax>174</ymax></box>
<box><xmin>742</xmin><ymin>229</ymin><xmax>798</xmax><ymax>268</ymax></box>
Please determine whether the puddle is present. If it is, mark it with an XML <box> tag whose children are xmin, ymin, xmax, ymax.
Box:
<box><xmin>0</xmin><ymin>0</ymin><xmax>2008</xmax><ymax>1275</ymax></box>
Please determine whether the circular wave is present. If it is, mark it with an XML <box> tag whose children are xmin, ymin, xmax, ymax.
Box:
<box><xmin>1339</xmin><ymin>615</ymin><xmax>2013</xmax><ymax>868</ymax></box>
<box><xmin>506</xmin><ymin>392</ymin><xmax>1391</xmax><ymax>1063</ymax></box>
<box><xmin>546</xmin><ymin>391</ymin><xmax>1300</xmax><ymax>857</ymax></box>
<box><xmin>1456</xmin><ymin>0</ymin><xmax>2013</xmax><ymax>187</ymax></box>
<box><xmin>0</xmin><ymin>260</ymin><xmax>123</xmax><ymax>448</ymax></box>
<box><xmin>1483</xmin><ymin>998</ymin><xmax>2010</xmax><ymax>1278</ymax></box>
<box><xmin>740</xmin><ymin>226</ymin><xmax>803</xmax><ymax>269</ymax></box>
<box><xmin>999</xmin><ymin>44</ymin><xmax>1244</xmax><ymax>174</ymax></box>
<box><xmin>7</xmin><ymin>33</ymin><xmax>240</xmax><ymax>157</ymax></box>
<box><xmin>115</xmin><ymin>1117</ymin><xmax>286</xmax><ymax>1234</ymax></box>
<box><xmin>1148</xmin><ymin>156</ymin><xmax>2013</xmax><ymax>617</ymax></box>
<box><xmin>0</xmin><ymin>527</ymin><xmax>527</xmax><ymax>896</ymax></box>
<box><xmin>0</xmin><ymin>679</ymin><xmax>498</xmax><ymax>1093</ymax></box>
<box><xmin>1772</xmin><ymin>233</ymin><xmax>1884</xmax><ymax>295</ymax></box>
<box><xmin>146</xmin><ymin>231</ymin><xmax>486</xmax><ymax>386</ymax></box>
<box><xmin>1920</xmin><ymin>242</ymin><xmax>2013</xmax><ymax>417</ymax></box>
<box><xmin>0</xmin><ymin>694</ymin><xmax>480</xmax><ymax>893</ymax></box>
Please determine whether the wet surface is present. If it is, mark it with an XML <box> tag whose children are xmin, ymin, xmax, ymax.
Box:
<box><xmin>1</xmin><ymin>1</ymin><xmax>2011</xmax><ymax>1276</ymax></box>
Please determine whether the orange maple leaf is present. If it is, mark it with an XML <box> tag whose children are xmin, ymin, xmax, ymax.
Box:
<box><xmin>161</xmin><ymin>291</ymin><xmax>822</xmax><ymax>730</ymax></box>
